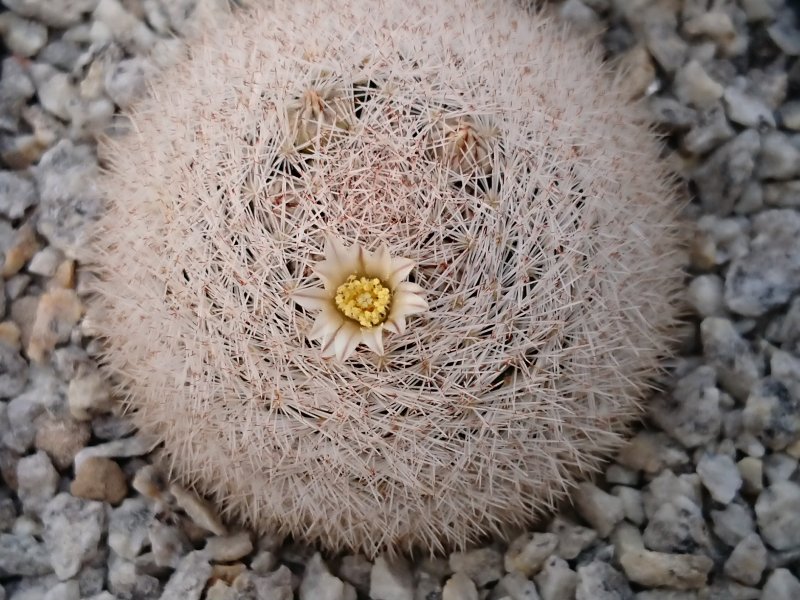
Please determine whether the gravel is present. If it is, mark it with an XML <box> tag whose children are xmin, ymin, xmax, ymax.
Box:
<box><xmin>1</xmin><ymin>0</ymin><xmax>800</xmax><ymax>598</ymax></box>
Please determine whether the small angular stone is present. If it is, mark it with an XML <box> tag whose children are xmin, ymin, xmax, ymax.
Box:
<box><xmin>449</xmin><ymin>547</ymin><xmax>503</xmax><ymax>586</ymax></box>
<box><xmin>42</xmin><ymin>493</ymin><xmax>106</xmax><ymax>580</ymax></box>
<box><xmin>576</xmin><ymin>561</ymin><xmax>633</xmax><ymax>600</ymax></box>
<box><xmin>573</xmin><ymin>483</ymin><xmax>624</xmax><ymax>537</ymax></box>
<box><xmin>620</xmin><ymin>550</ymin><xmax>712</xmax><ymax>590</ymax></box>
<box><xmin>535</xmin><ymin>556</ymin><xmax>577</xmax><ymax>600</ymax></box>
<box><xmin>505</xmin><ymin>532</ymin><xmax>559</xmax><ymax>576</ymax></box>
<box><xmin>755</xmin><ymin>481</ymin><xmax>800</xmax><ymax>550</ymax></box>
<box><xmin>370</xmin><ymin>555</ymin><xmax>414</xmax><ymax>600</ymax></box>
<box><xmin>16</xmin><ymin>451</ymin><xmax>59</xmax><ymax>516</ymax></box>
<box><xmin>696</xmin><ymin>452</ymin><xmax>742</xmax><ymax>504</ymax></box>
<box><xmin>723</xmin><ymin>533</ymin><xmax>766</xmax><ymax>585</ymax></box>
<box><xmin>442</xmin><ymin>572</ymin><xmax>478</xmax><ymax>600</ymax></box>
<box><xmin>204</xmin><ymin>532</ymin><xmax>254</xmax><ymax>563</ymax></box>
<box><xmin>108</xmin><ymin>497</ymin><xmax>153</xmax><ymax>560</ymax></box>
<box><xmin>70</xmin><ymin>457</ymin><xmax>128</xmax><ymax>505</ymax></box>
<box><xmin>761</xmin><ymin>569</ymin><xmax>800</xmax><ymax>600</ymax></box>
<box><xmin>160</xmin><ymin>551</ymin><xmax>212</xmax><ymax>600</ymax></box>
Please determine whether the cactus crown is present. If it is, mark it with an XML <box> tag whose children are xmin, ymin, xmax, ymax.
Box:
<box><xmin>87</xmin><ymin>0</ymin><xmax>685</xmax><ymax>556</ymax></box>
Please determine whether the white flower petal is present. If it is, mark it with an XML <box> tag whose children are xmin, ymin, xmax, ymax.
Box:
<box><xmin>314</xmin><ymin>259</ymin><xmax>350</xmax><ymax>292</ymax></box>
<box><xmin>308</xmin><ymin>306</ymin><xmax>344</xmax><ymax>343</ymax></box>
<box><xmin>324</xmin><ymin>233</ymin><xmax>359</xmax><ymax>275</ymax></box>
<box><xmin>364</xmin><ymin>244</ymin><xmax>392</xmax><ymax>281</ymax></box>
<box><xmin>387</xmin><ymin>256</ymin><xmax>416</xmax><ymax>288</ymax></box>
<box><xmin>383</xmin><ymin>315</ymin><xmax>405</xmax><ymax>335</ymax></box>
<box><xmin>333</xmin><ymin>321</ymin><xmax>361</xmax><ymax>362</ymax></box>
<box><xmin>361</xmin><ymin>326</ymin><xmax>385</xmax><ymax>355</ymax></box>
<box><xmin>292</xmin><ymin>287</ymin><xmax>332</xmax><ymax>311</ymax></box>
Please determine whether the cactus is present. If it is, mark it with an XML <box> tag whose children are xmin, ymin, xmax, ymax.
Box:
<box><xmin>86</xmin><ymin>0</ymin><xmax>685</xmax><ymax>556</ymax></box>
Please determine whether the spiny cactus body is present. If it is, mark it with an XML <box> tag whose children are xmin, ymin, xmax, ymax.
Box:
<box><xmin>87</xmin><ymin>0</ymin><xmax>685</xmax><ymax>556</ymax></box>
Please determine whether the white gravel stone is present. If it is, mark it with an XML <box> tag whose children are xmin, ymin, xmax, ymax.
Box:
<box><xmin>576</xmin><ymin>561</ymin><xmax>633</xmax><ymax>600</ymax></box>
<box><xmin>43</xmin><ymin>580</ymin><xmax>80</xmax><ymax>600</ymax></box>
<box><xmin>700</xmin><ymin>317</ymin><xmax>761</xmax><ymax>400</ymax></box>
<box><xmin>74</xmin><ymin>435</ymin><xmax>156</xmax><ymax>470</ymax></box>
<box><xmin>0</xmin><ymin>171</ymin><xmax>36</xmax><ymax>222</ymax></box>
<box><xmin>548</xmin><ymin>518</ymin><xmax>597</xmax><ymax>560</ymax></box>
<box><xmin>762</xmin><ymin>568</ymin><xmax>800</xmax><ymax>599</ymax></box>
<box><xmin>673</xmin><ymin>60</ymin><xmax>723</xmax><ymax>108</ymax></box>
<box><xmin>2</xmin><ymin>0</ymin><xmax>99</xmax><ymax>28</ymax></box>
<box><xmin>696</xmin><ymin>452</ymin><xmax>742</xmax><ymax>504</ymax></box>
<box><xmin>755</xmin><ymin>481</ymin><xmax>800</xmax><ymax>550</ymax></box>
<box><xmin>442</xmin><ymin>572</ymin><xmax>478</xmax><ymax>600</ymax></box>
<box><xmin>535</xmin><ymin>556</ymin><xmax>576</xmax><ymax>600</ymax></box>
<box><xmin>0</xmin><ymin>12</ymin><xmax>47</xmax><ymax>57</ymax></box>
<box><xmin>370</xmin><ymin>555</ymin><xmax>414</xmax><ymax>600</ymax></box>
<box><xmin>620</xmin><ymin>549</ymin><xmax>712</xmax><ymax>590</ymax></box>
<box><xmin>0</xmin><ymin>342</ymin><xmax>27</xmax><ymax>399</ymax></box>
<box><xmin>643</xmin><ymin>495</ymin><xmax>710</xmax><ymax>554</ymax></box>
<box><xmin>743</xmin><ymin>377</ymin><xmax>800</xmax><ymax>451</ymax></box>
<box><xmin>108</xmin><ymin>497</ymin><xmax>153</xmax><ymax>560</ymax></box>
<box><xmin>204</xmin><ymin>532</ymin><xmax>253</xmax><ymax>562</ymax></box>
<box><xmin>711</xmin><ymin>502</ymin><xmax>756</xmax><ymax>547</ymax></box>
<box><xmin>650</xmin><ymin>366</ymin><xmax>721</xmax><ymax>448</ymax></box>
<box><xmin>159</xmin><ymin>551</ymin><xmax>212</xmax><ymax>600</ymax></box>
<box><xmin>686</xmin><ymin>274</ymin><xmax>725</xmax><ymax>317</ymax></box>
<box><xmin>42</xmin><ymin>493</ymin><xmax>106</xmax><ymax>580</ymax></box>
<box><xmin>723</xmin><ymin>532</ymin><xmax>766</xmax><ymax>585</ymax></box>
<box><xmin>505</xmin><ymin>532</ymin><xmax>559</xmax><ymax>576</ymax></box>
<box><xmin>758</xmin><ymin>132</ymin><xmax>800</xmax><ymax>180</ymax></box>
<box><xmin>104</xmin><ymin>57</ymin><xmax>151</xmax><ymax>108</ymax></box>
<box><xmin>299</xmin><ymin>553</ymin><xmax>356</xmax><ymax>600</ymax></box>
<box><xmin>15</xmin><ymin>451</ymin><xmax>59</xmax><ymax>516</ymax></box>
<box><xmin>33</xmin><ymin>140</ymin><xmax>103</xmax><ymax>258</ymax></box>
<box><xmin>449</xmin><ymin>547</ymin><xmax>503</xmax><ymax>586</ymax></box>
<box><xmin>723</xmin><ymin>86</ymin><xmax>776</xmax><ymax>128</ymax></box>
<box><xmin>148</xmin><ymin>519</ymin><xmax>190</xmax><ymax>568</ymax></box>
<box><xmin>612</xmin><ymin>486</ymin><xmax>645</xmax><ymax>526</ymax></box>
<box><xmin>0</xmin><ymin>532</ymin><xmax>52</xmax><ymax>576</ymax></box>
<box><xmin>573</xmin><ymin>483</ymin><xmax>624</xmax><ymax>537</ymax></box>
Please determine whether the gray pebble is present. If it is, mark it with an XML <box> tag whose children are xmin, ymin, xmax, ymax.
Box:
<box><xmin>16</xmin><ymin>451</ymin><xmax>59</xmax><ymax>516</ymax></box>
<box><xmin>723</xmin><ymin>532</ymin><xmax>766</xmax><ymax>585</ymax></box>
<box><xmin>573</xmin><ymin>483</ymin><xmax>624</xmax><ymax>537</ymax></box>
<box><xmin>692</xmin><ymin>129</ymin><xmax>760</xmax><ymax>215</ymax></box>
<box><xmin>779</xmin><ymin>100</ymin><xmax>800</xmax><ymax>130</ymax></box>
<box><xmin>758</xmin><ymin>131</ymin><xmax>800</xmax><ymax>180</ymax></box>
<box><xmin>576</xmin><ymin>561</ymin><xmax>633</xmax><ymax>600</ymax></box>
<box><xmin>42</xmin><ymin>493</ymin><xmax>106</xmax><ymax>580</ymax></box>
<box><xmin>682</xmin><ymin>103</ymin><xmax>734</xmax><ymax>155</ymax></box>
<box><xmin>0</xmin><ymin>342</ymin><xmax>27</xmax><ymax>399</ymax></box>
<box><xmin>723</xmin><ymin>86</ymin><xmax>776</xmax><ymax>128</ymax></box>
<box><xmin>108</xmin><ymin>497</ymin><xmax>153</xmax><ymax>560</ymax></box>
<box><xmin>0</xmin><ymin>533</ymin><xmax>53</xmax><ymax>576</ymax></box>
<box><xmin>755</xmin><ymin>481</ymin><xmax>800</xmax><ymax>550</ymax></box>
<box><xmin>449</xmin><ymin>546</ymin><xmax>503</xmax><ymax>586</ymax></box>
<box><xmin>743</xmin><ymin>377</ymin><xmax>800</xmax><ymax>450</ymax></box>
<box><xmin>0</xmin><ymin>171</ymin><xmax>37</xmax><ymax>221</ymax></box>
<box><xmin>764</xmin><ymin>180</ymin><xmax>800</xmax><ymax>208</ymax></box>
<box><xmin>711</xmin><ymin>502</ymin><xmax>756</xmax><ymax>547</ymax></box>
<box><xmin>724</xmin><ymin>209</ymin><xmax>800</xmax><ymax>316</ymax></box>
<box><xmin>535</xmin><ymin>556</ymin><xmax>577</xmax><ymax>600</ymax></box>
<box><xmin>700</xmin><ymin>317</ymin><xmax>761</xmax><ymax>400</ymax></box>
<box><xmin>0</xmin><ymin>12</ymin><xmax>48</xmax><ymax>57</ymax></box>
<box><xmin>650</xmin><ymin>366</ymin><xmax>721</xmax><ymax>448</ymax></box>
<box><xmin>159</xmin><ymin>551</ymin><xmax>212</xmax><ymax>600</ymax></box>
<box><xmin>697</xmin><ymin>452</ymin><xmax>742</xmax><ymax>504</ymax></box>
<box><xmin>761</xmin><ymin>568</ymin><xmax>800</xmax><ymax>600</ymax></box>
<box><xmin>643</xmin><ymin>495</ymin><xmax>710</xmax><ymax>554</ymax></box>
<box><xmin>33</xmin><ymin>140</ymin><xmax>103</xmax><ymax>258</ymax></box>
<box><xmin>3</xmin><ymin>0</ymin><xmax>99</xmax><ymax>28</ymax></box>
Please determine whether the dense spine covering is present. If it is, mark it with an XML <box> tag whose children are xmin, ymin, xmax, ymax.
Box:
<box><xmin>86</xmin><ymin>0</ymin><xmax>685</xmax><ymax>556</ymax></box>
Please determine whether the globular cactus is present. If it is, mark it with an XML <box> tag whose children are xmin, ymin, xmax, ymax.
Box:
<box><xmin>86</xmin><ymin>0</ymin><xmax>685</xmax><ymax>556</ymax></box>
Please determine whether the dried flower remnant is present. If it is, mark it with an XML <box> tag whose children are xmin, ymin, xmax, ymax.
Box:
<box><xmin>428</xmin><ymin>114</ymin><xmax>496</xmax><ymax>176</ymax></box>
<box><xmin>286</xmin><ymin>85</ymin><xmax>354</xmax><ymax>150</ymax></box>
<box><xmin>293</xmin><ymin>236</ymin><xmax>427</xmax><ymax>361</ymax></box>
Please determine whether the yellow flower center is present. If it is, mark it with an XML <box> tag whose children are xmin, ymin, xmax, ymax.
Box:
<box><xmin>335</xmin><ymin>275</ymin><xmax>391</xmax><ymax>328</ymax></box>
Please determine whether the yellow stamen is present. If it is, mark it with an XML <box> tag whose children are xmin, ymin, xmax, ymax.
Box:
<box><xmin>335</xmin><ymin>275</ymin><xmax>391</xmax><ymax>328</ymax></box>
